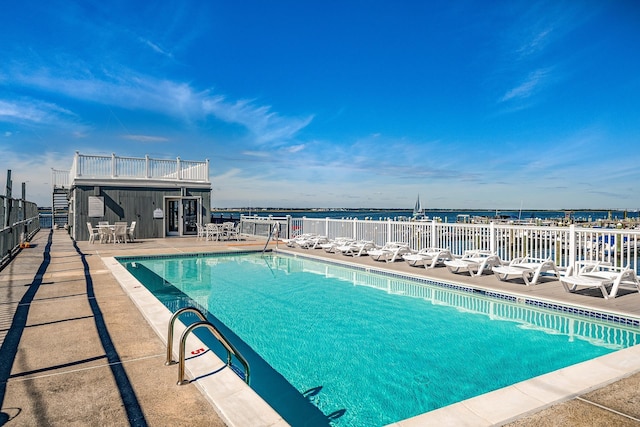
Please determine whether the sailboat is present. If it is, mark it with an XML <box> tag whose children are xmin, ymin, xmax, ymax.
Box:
<box><xmin>412</xmin><ymin>194</ymin><xmax>427</xmax><ymax>220</ymax></box>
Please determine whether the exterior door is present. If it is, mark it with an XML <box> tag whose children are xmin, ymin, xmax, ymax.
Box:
<box><xmin>166</xmin><ymin>199</ymin><xmax>180</xmax><ymax>236</ymax></box>
<box><xmin>182</xmin><ymin>199</ymin><xmax>198</xmax><ymax>235</ymax></box>
<box><xmin>165</xmin><ymin>197</ymin><xmax>200</xmax><ymax>236</ymax></box>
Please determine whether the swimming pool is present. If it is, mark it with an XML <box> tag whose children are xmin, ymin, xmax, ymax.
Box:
<box><xmin>120</xmin><ymin>252</ymin><xmax>640</xmax><ymax>426</ymax></box>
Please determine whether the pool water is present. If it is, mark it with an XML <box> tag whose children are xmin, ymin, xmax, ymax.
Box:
<box><xmin>122</xmin><ymin>253</ymin><xmax>639</xmax><ymax>427</ymax></box>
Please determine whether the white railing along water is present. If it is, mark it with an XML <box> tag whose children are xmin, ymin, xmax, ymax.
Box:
<box><xmin>242</xmin><ymin>215</ymin><xmax>640</xmax><ymax>273</ymax></box>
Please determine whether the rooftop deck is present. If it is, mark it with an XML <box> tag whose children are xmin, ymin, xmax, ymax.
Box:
<box><xmin>52</xmin><ymin>152</ymin><xmax>210</xmax><ymax>189</ymax></box>
<box><xmin>1</xmin><ymin>230</ymin><xmax>639</xmax><ymax>426</ymax></box>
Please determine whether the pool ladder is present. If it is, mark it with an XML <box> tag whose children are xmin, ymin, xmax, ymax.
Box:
<box><xmin>166</xmin><ymin>307</ymin><xmax>250</xmax><ymax>385</ymax></box>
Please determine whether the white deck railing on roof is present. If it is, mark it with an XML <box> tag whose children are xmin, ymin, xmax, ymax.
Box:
<box><xmin>51</xmin><ymin>169</ymin><xmax>70</xmax><ymax>189</ymax></box>
<box><xmin>67</xmin><ymin>152</ymin><xmax>209</xmax><ymax>182</ymax></box>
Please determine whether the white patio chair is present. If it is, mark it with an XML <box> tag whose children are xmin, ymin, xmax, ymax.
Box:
<box><xmin>225</xmin><ymin>223</ymin><xmax>240</xmax><ymax>241</ymax></box>
<box><xmin>206</xmin><ymin>224</ymin><xmax>220</xmax><ymax>241</ymax></box>
<box><xmin>86</xmin><ymin>222</ymin><xmax>99</xmax><ymax>244</ymax></box>
<box><xmin>196</xmin><ymin>224</ymin><xmax>207</xmax><ymax>240</ymax></box>
<box><xmin>113</xmin><ymin>222</ymin><xmax>128</xmax><ymax>244</ymax></box>
<box><xmin>127</xmin><ymin>221</ymin><xmax>137</xmax><ymax>242</ymax></box>
<box><xmin>97</xmin><ymin>225</ymin><xmax>112</xmax><ymax>243</ymax></box>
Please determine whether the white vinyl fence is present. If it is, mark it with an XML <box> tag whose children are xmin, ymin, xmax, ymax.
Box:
<box><xmin>240</xmin><ymin>215</ymin><xmax>640</xmax><ymax>273</ymax></box>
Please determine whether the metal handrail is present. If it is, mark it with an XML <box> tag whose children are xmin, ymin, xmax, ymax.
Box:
<box><xmin>166</xmin><ymin>306</ymin><xmax>250</xmax><ymax>385</ymax></box>
<box><xmin>165</xmin><ymin>306</ymin><xmax>207</xmax><ymax>365</ymax></box>
<box><xmin>177</xmin><ymin>321</ymin><xmax>250</xmax><ymax>385</ymax></box>
<box><xmin>262</xmin><ymin>222</ymin><xmax>279</xmax><ymax>252</ymax></box>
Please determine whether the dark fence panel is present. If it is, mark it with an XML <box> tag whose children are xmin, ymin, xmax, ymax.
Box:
<box><xmin>1</xmin><ymin>196</ymin><xmax>40</xmax><ymax>269</ymax></box>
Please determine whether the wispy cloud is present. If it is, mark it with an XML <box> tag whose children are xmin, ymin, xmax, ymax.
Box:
<box><xmin>138</xmin><ymin>37</ymin><xmax>174</xmax><ymax>59</ymax></box>
<box><xmin>516</xmin><ymin>28</ymin><xmax>553</xmax><ymax>58</ymax></box>
<box><xmin>7</xmin><ymin>64</ymin><xmax>313</xmax><ymax>146</ymax></box>
<box><xmin>122</xmin><ymin>134</ymin><xmax>169</xmax><ymax>142</ymax></box>
<box><xmin>202</xmin><ymin>98</ymin><xmax>313</xmax><ymax>145</ymax></box>
<box><xmin>287</xmin><ymin>144</ymin><xmax>305</xmax><ymax>153</ymax></box>
<box><xmin>241</xmin><ymin>151</ymin><xmax>270</xmax><ymax>158</ymax></box>
<box><xmin>500</xmin><ymin>68</ymin><xmax>551</xmax><ymax>103</ymax></box>
<box><xmin>0</xmin><ymin>98</ymin><xmax>76</xmax><ymax>126</ymax></box>
<box><xmin>493</xmin><ymin>3</ymin><xmax>571</xmax><ymax>109</ymax></box>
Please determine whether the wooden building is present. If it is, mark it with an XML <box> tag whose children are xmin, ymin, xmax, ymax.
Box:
<box><xmin>53</xmin><ymin>152</ymin><xmax>211</xmax><ymax>241</ymax></box>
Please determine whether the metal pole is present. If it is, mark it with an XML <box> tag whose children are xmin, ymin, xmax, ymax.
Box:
<box><xmin>22</xmin><ymin>182</ymin><xmax>27</xmax><ymax>241</ymax></box>
<box><xmin>4</xmin><ymin>170</ymin><xmax>12</xmax><ymax>228</ymax></box>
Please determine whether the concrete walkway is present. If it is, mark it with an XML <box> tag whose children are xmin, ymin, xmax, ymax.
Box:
<box><xmin>0</xmin><ymin>229</ymin><xmax>227</xmax><ymax>426</ymax></box>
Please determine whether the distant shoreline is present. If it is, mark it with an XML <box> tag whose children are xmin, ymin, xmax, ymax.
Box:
<box><xmin>210</xmin><ymin>208</ymin><xmax>637</xmax><ymax>213</ymax></box>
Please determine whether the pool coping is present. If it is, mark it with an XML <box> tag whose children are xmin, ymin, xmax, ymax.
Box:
<box><xmin>105</xmin><ymin>250</ymin><xmax>640</xmax><ymax>427</ymax></box>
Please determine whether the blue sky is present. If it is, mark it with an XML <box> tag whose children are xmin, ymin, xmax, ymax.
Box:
<box><xmin>1</xmin><ymin>1</ymin><xmax>639</xmax><ymax>209</ymax></box>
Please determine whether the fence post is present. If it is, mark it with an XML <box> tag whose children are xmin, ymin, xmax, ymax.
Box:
<box><xmin>568</xmin><ymin>224</ymin><xmax>576</xmax><ymax>272</ymax></box>
<box><xmin>286</xmin><ymin>215</ymin><xmax>291</xmax><ymax>240</ymax></box>
<box><xmin>111</xmin><ymin>153</ymin><xmax>117</xmax><ymax>178</ymax></box>
<box><xmin>74</xmin><ymin>151</ymin><xmax>81</xmax><ymax>177</ymax></box>
<box><xmin>431</xmin><ymin>219</ymin><xmax>437</xmax><ymax>248</ymax></box>
<box><xmin>489</xmin><ymin>222</ymin><xmax>496</xmax><ymax>254</ymax></box>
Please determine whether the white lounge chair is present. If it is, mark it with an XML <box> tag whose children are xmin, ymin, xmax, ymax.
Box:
<box><xmin>444</xmin><ymin>250</ymin><xmax>503</xmax><ymax>276</ymax></box>
<box><xmin>560</xmin><ymin>262</ymin><xmax>640</xmax><ymax>299</ymax></box>
<box><xmin>403</xmin><ymin>248</ymin><xmax>455</xmax><ymax>268</ymax></box>
<box><xmin>297</xmin><ymin>235</ymin><xmax>329</xmax><ymax>249</ymax></box>
<box><xmin>282</xmin><ymin>233</ymin><xmax>317</xmax><ymax>247</ymax></box>
<box><xmin>320</xmin><ymin>238</ymin><xmax>354</xmax><ymax>253</ymax></box>
<box><xmin>368</xmin><ymin>242</ymin><xmax>412</xmax><ymax>263</ymax></box>
<box><xmin>337</xmin><ymin>240</ymin><xmax>377</xmax><ymax>257</ymax></box>
<box><xmin>492</xmin><ymin>256</ymin><xmax>560</xmax><ymax>286</ymax></box>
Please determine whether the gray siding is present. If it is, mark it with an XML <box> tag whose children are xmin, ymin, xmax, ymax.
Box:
<box><xmin>73</xmin><ymin>185</ymin><xmax>210</xmax><ymax>241</ymax></box>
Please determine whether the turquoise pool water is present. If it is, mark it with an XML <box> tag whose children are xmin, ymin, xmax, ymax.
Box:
<box><xmin>121</xmin><ymin>253</ymin><xmax>640</xmax><ymax>427</ymax></box>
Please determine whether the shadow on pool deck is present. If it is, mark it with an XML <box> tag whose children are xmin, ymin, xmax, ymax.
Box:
<box><xmin>1</xmin><ymin>229</ymin><xmax>639</xmax><ymax>426</ymax></box>
<box><xmin>0</xmin><ymin>229</ymin><xmax>228</xmax><ymax>426</ymax></box>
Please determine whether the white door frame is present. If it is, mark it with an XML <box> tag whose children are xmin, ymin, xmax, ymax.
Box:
<box><xmin>163</xmin><ymin>196</ymin><xmax>201</xmax><ymax>237</ymax></box>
